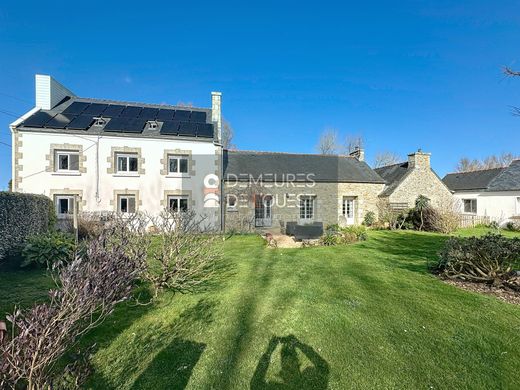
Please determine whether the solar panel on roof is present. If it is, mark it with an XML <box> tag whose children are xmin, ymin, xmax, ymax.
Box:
<box><xmin>196</xmin><ymin>123</ymin><xmax>214</xmax><ymax>138</ymax></box>
<box><xmin>174</xmin><ymin>110</ymin><xmax>191</xmax><ymax>121</ymax></box>
<box><xmin>156</xmin><ymin>109</ymin><xmax>175</xmax><ymax>121</ymax></box>
<box><xmin>138</xmin><ymin>107</ymin><xmax>159</xmax><ymax>120</ymax></box>
<box><xmin>190</xmin><ymin>111</ymin><xmax>207</xmax><ymax>123</ymax></box>
<box><xmin>103</xmin><ymin>105</ymin><xmax>125</xmax><ymax>117</ymax></box>
<box><xmin>83</xmin><ymin>103</ymin><xmax>108</xmax><ymax>116</ymax></box>
<box><xmin>160</xmin><ymin>120</ymin><xmax>180</xmax><ymax>135</ymax></box>
<box><xmin>67</xmin><ymin>115</ymin><xmax>94</xmax><ymax>130</ymax></box>
<box><xmin>22</xmin><ymin>111</ymin><xmax>53</xmax><ymax>128</ymax></box>
<box><xmin>103</xmin><ymin>117</ymin><xmax>145</xmax><ymax>133</ymax></box>
<box><xmin>63</xmin><ymin>102</ymin><xmax>90</xmax><ymax>115</ymax></box>
<box><xmin>120</xmin><ymin>106</ymin><xmax>142</xmax><ymax>118</ymax></box>
<box><xmin>178</xmin><ymin>121</ymin><xmax>197</xmax><ymax>136</ymax></box>
<box><xmin>46</xmin><ymin>113</ymin><xmax>77</xmax><ymax>129</ymax></box>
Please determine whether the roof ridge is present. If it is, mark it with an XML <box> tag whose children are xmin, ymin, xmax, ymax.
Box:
<box><xmin>225</xmin><ymin>149</ymin><xmax>357</xmax><ymax>158</ymax></box>
<box><xmin>374</xmin><ymin>161</ymin><xmax>407</xmax><ymax>169</ymax></box>
<box><xmin>444</xmin><ymin>166</ymin><xmax>506</xmax><ymax>176</ymax></box>
<box><xmin>70</xmin><ymin>96</ymin><xmax>210</xmax><ymax>111</ymax></box>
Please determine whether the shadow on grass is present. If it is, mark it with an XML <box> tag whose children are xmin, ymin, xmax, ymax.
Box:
<box><xmin>251</xmin><ymin>335</ymin><xmax>329</xmax><ymax>390</ymax></box>
<box><xmin>132</xmin><ymin>338</ymin><xmax>206</xmax><ymax>390</ymax></box>
<box><xmin>88</xmin><ymin>298</ymin><xmax>215</xmax><ymax>389</ymax></box>
<box><xmin>368</xmin><ymin>232</ymin><xmax>449</xmax><ymax>274</ymax></box>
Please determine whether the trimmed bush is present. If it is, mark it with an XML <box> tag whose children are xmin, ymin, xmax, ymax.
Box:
<box><xmin>21</xmin><ymin>232</ymin><xmax>76</xmax><ymax>268</ymax></box>
<box><xmin>0</xmin><ymin>192</ymin><xmax>56</xmax><ymax>260</ymax></box>
<box><xmin>505</xmin><ymin>221</ymin><xmax>520</xmax><ymax>232</ymax></box>
<box><xmin>320</xmin><ymin>225</ymin><xmax>368</xmax><ymax>246</ymax></box>
<box><xmin>432</xmin><ymin>233</ymin><xmax>520</xmax><ymax>287</ymax></box>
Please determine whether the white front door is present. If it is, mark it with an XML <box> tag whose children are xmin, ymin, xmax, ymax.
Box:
<box><xmin>344</xmin><ymin>198</ymin><xmax>355</xmax><ymax>225</ymax></box>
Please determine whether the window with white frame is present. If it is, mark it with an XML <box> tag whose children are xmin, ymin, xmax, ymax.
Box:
<box><xmin>463</xmin><ymin>199</ymin><xmax>477</xmax><ymax>214</ymax></box>
<box><xmin>299</xmin><ymin>196</ymin><xmax>314</xmax><ymax>220</ymax></box>
<box><xmin>168</xmin><ymin>155</ymin><xmax>189</xmax><ymax>174</ymax></box>
<box><xmin>55</xmin><ymin>195</ymin><xmax>75</xmax><ymax>217</ymax></box>
<box><xmin>55</xmin><ymin>151</ymin><xmax>79</xmax><ymax>172</ymax></box>
<box><xmin>116</xmin><ymin>153</ymin><xmax>138</xmax><ymax>173</ymax></box>
<box><xmin>118</xmin><ymin>195</ymin><xmax>136</xmax><ymax>214</ymax></box>
<box><xmin>168</xmin><ymin>195</ymin><xmax>189</xmax><ymax>213</ymax></box>
<box><xmin>516</xmin><ymin>197</ymin><xmax>520</xmax><ymax>215</ymax></box>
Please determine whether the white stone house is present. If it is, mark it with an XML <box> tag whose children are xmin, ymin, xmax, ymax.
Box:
<box><xmin>11</xmin><ymin>75</ymin><xmax>223</xmax><ymax>228</ymax></box>
<box><xmin>443</xmin><ymin>161</ymin><xmax>520</xmax><ymax>225</ymax></box>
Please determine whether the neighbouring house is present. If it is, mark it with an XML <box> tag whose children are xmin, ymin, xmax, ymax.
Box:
<box><xmin>375</xmin><ymin>150</ymin><xmax>453</xmax><ymax>211</ymax></box>
<box><xmin>11</xmin><ymin>74</ymin><xmax>223</xmax><ymax>228</ymax></box>
<box><xmin>222</xmin><ymin>150</ymin><xmax>386</xmax><ymax>230</ymax></box>
<box><xmin>443</xmin><ymin>160</ymin><xmax>520</xmax><ymax>224</ymax></box>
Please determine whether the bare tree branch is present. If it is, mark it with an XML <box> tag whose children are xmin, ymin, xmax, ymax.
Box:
<box><xmin>316</xmin><ymin>129</ymin><xmax>339</xmax><ymax>155</ymax></box>
<box><xmin>374</xmin><ymin>152</ymin><xmax>401</xmax><ymax>168</ymax></box>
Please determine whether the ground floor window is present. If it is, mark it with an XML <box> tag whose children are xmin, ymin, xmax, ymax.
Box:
<box><xmin>168</xmin><ymin>196</ymin><xmax>189</xmax><ymax>213</ymax></box>
<box><xmin>463</xmin><ymin>198</ymin><xmax>477</xmax><ymax>214</ymax></box>
<box><xmin>55</xmin><ymin>195</ymin><xmax>75</xmax><ymax>218</ymax></box>
<box><xmin>516</xmin><ymin>197</ymin><xmax>520</xmax><ymax>215</ymax></box>
<box><xmin>299</xmin><ymin>196</ymin><xmax>314</xmax><ymax>220</ymax></box>
<box><xmin>118</xmin><ymin>195</ymin><xmax>136</xmax><ymax>214</ymax></box>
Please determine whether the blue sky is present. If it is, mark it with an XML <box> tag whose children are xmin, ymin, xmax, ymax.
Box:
<box><xmin>0</xmin><ymin>0</ymin><xmax>519</xmax><ymax>189</ymax></box>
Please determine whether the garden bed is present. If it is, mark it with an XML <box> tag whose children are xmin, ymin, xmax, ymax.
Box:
<box><xmin>442</xmin><ymin>278</ymin><xmax>520</xmax><ymax>305</ymax></box>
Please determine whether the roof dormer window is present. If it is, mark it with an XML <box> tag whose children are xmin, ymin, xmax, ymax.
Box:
<box><xmin>93</xmin><ymin>117</ymin><xmax>106</xmax><ymax>127</ymax></box>
<box><xmin>147</xmin><ymin>120</ymin><xmax>159</xmax><ymax>130</ymax></box>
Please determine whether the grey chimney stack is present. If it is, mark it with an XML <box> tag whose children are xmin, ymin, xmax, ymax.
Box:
<box><xmin>211</xmin><ymin>91</ymin><xmax>222</xmax><ymax>144</ymax></box>
<box><xmin>349</xmin><ymin>146</ymin><xmax>365</xmax><ymax>162</ymax></box>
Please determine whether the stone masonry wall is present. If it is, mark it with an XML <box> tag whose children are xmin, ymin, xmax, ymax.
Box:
<box><xmin>387</xmin><ymin>168</ymin><xmax>453</xmax><ymax>208</ymax></box>
<box><xmin>223</xmin><ymin>181</ymin><xmax>385</xmax><ymax>232</ymax></box>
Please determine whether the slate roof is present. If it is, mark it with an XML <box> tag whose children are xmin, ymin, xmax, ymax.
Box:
<box><xmin>15</xmin><ymin>96</ymin><xmax>215</xmax><ymax>141</ymax></box>
<box><xmin>223</xmin><ymin>150</ymin><xmax>386</xmax><ymax>183</ymax></box>
<box><xmin>443</xmin><ymin>160</ymin><xmax>520</xmax><ymax>192</ymax></box>
<box><xmin>374</xmin><ymin>162</ymin><xmax>411</xmax><ymax>196</ymax></box>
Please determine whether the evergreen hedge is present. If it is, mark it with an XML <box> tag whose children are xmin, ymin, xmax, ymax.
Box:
<box><xmin>0</xmin><ymin>192</ymin><xmax>56</xmax><ymax>260</ymax></box>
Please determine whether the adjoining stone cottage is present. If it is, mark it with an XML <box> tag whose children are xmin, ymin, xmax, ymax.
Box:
<box><xmin>223</xmin><ymin>148</ymin><xmax>453</xmax><ymax>232</ymax></box>
<box><xmin>375</xmin><ymin>150</ymin><xmax>453</xmax><ymax>210</ymax></box>
<box><xmin>222</xmin><ymin>149</ymin><xmax>385</xmax><ymax>231</ymax></box>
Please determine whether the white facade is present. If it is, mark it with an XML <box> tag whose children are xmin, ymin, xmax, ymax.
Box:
<box><xmin>12</xmin><ymin>130</ymin><xmax>221</xmax><ymax>225</ymax></box>
<box><xmin>453</xmin><ymin>190</ymin><xmax>520</xmax><ymax>223</ymax></box>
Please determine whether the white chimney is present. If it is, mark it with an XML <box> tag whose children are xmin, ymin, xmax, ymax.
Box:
<box><xmin>35</xmin><ymin>74</ymin><xmax>75</xmax><ymax>110</ymax></box>
<box><xmin>211</xmin><ymin>91</ymin><xmax>222</xmax><ymax>143</ymax></box>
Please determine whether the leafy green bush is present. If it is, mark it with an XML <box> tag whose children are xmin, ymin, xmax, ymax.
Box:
<box><xmin>320</xmin><ymin>232</ymin><xmax>341</xmax><ymax>246</ymax></box>
<box><xmin>21</xmin><ymin>232</ymin><xmax>76</xmax><ymax>268</ymax></box>
<box><xmin>0</xmin><ymin>192</ymin><xmax>56</xmax><ymax>261</ymax></box>
<box><xmin>341</xmin><ymin>225</ymin><xmax>368</xmax><ymax>241</ymax></box>
<box><xmin>320</xmin><ymin>225</ymin><xmax>368</xmax><ymax>246</ymax></box>
<box><xmin>432</xmin><ymin>233</ymin><xmax>520</xmax><ymax>287</ymax></box>
<box><xmin>362</xmin><ymin>211</ymin><xmax>375</xmax><ymax>227</ymax></box>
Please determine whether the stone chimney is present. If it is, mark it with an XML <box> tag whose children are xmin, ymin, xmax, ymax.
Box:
<box><xmin>349</xmin><ymin>146</ymin><xmax>365</xmax><ymax>162</ymax></box>
<box><xmin>35</xmin><ymin>74</ymin><xmax>75</xmax><ymax>110</ymax></box>
<box><xmin>408</xmin><ymin>149</ymin><xmax>431</xmax><ymax>169</ymax></box>
<box><xmin>211</xmin><ymin>91</ymin><xmax>222</xmax><ymax>144</ymax></box>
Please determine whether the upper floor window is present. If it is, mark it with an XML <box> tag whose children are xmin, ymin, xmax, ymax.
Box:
<box><xmin>117</xmin><ymin>153</ymin><xmax>138</xmax><ymax>173</ymax></box>
<box><xmin>55</xmin><ymin>151</ymin><xmax>79</xmax><ymax>172</ymax></box>
<box><xmin>463</xmin><ymin>199</ymin><xmax>477</xmax><ymax>214</ymax></box>
<box><xmin>168</xmin><ymin>155</ymin><xmax>189</xmax><ymax>174</ymax></box>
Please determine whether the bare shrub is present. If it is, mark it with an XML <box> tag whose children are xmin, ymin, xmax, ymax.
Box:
<box><xmin>429</xmin><ymin>202</ymin><xmax>461</xmax><ymax>234</ymax></box>
<box><xmin>145</xmin><ymin>210</ymin><xmax>223</xmax><ymax>296</ymax></box>
<box><xmin>0</xmin><ymin>214</ymin><xmax>149</xmax><ymax>390</ymax></box>
<box><xmin>376</xmin><ymin>199</ymin><xmax>407</xmax><ymax>230</ymax></box>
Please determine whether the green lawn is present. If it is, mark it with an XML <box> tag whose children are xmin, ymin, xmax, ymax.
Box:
<box><xmin>1</xmin><ymin>229</ymin><xmax>520</xmax><ymax>389</ymax></box>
